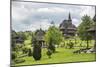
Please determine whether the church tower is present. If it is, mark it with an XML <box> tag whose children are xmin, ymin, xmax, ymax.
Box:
<box><xmin>68</xmin><ymin>12</ymin><xmax>72</xmax><ymax>25</ymax></box>
<box><xmin>59</xmin><ymin>12</ymin><xmax>76</xmax><ymax>38</ymax></box>
<box><xmin>68</xmin><ymin>12</ymin><xmax>72</xmax><ymax>21</ymax></box>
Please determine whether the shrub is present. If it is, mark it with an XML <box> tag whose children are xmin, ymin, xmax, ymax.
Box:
<box><xmin>33</xmin><ymin>44</ymin><xmax>41</xmax><ymax>60</ymax></box>
<box><xmin>22</xmin><ymin>46</ymin><xmax>29</xmax><ymax>54</ymax></box>
<box><xmin>68</xmin><ymin>42</ymin><xmax>74</xmax><ymax>49</ymax></box>
<box><xmin>12</xmin><ymin>52</ymin><xmax>17</xmax><ymax>60</ymax></box>
<box><xmin>48</xmin><ymin>44</ymin><xmax>55</xmax><ymax>53</ymax></box>
<box><xmin>28</xmin><ymin>48</ymin><xmax>32</xmax><ymax>56</ymax></box>
<box><xmin>46</xmin><ymin>49</ymin><xmax>52</xmax><ymax>58</ymax></box>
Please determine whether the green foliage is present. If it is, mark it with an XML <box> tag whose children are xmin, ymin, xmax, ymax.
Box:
<box><xmin>28</xmin><ymin>48</ymin><xmax>33</xmax><ymax>56</ymax></box>
<box><xmin>32</xmin><ymin>36</ymin><xmax>42</xmax><ymax>60</ymax></box>
<box><xmin>46</xmin><ymin>49</ymin><xmax>52</xmax><ymax>58</ymax></box>
<box><xmin>48</xmin><ymin>38</ymin><xmax>55</xmax><ymax>52</ymax></box>
<box><xmin>24</xmin><ymin>31</ymin><xmax>33</xmax><ymax>40</ymax></box>
<box><xmin>33</xmin><ymin>44</ymin><xmax>41</xmax><ymax>60</ymax></box>
<box><xmin>45</xmin><ymin>26</ymin><xmax>63</xmax><ymax>52</ymax></box>
<box><xmin>77</xmin><ymin>15</ymin><xmax>95</xmax><ymax>48</ymax></box>
<box><xmin>77</xmin><ymin>15</ymin><xmax>94</xmax><ymax>40</ymax></box>
<box><xmin>22</xmin><ymin>46</ymin><xmax>29</xmax><ymax>54</ymax></box>
<box><xmin>67</xmin><ymin>41</ymin><xmax>74</xmax><ymax>49</ymax></box>
<box><xmin>12</xmin><ymin>52</ymin><xmax>17</xmax><ymax>60</ymax></box>
<box><xmin>13</xmin><ymin>48</ymin><xmax>95</xmax><ymax>66</ymax></box>
<box><xmin>45</xmin><ymin>26</ymin><xmax>63</xmax><ymax>45</ymax></box>
<box><xmin>45</xmin><ymin>26</ymin><xmax>64</xmax><ymax>52</ymax></box>
<box><xmin>11</xmin><ymin>30</ymin><xmax>17</xmax><ymax>49</ymax></box>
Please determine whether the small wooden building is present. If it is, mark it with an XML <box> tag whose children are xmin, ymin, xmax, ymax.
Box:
<box><xmin>12</xmin><ymin>30</ymin><xmax>24</xmax><ymax>44</ymax></box>
<box><xmin>33</xmin><ymin>28</ymin><xmax>46</xmax><ymax>48</ymax></box>
<box><xmin>87</xmin><ymin>26</ymin><xmax>96</xmax><ymax>51</ymax></box>
<box><xmin>87</xmin><ymin>27</ymin><xmax>96</xmax><ymax>39</ymax></box>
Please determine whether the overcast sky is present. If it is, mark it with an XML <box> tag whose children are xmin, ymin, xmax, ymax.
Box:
<box><xmin>12</xmin><ymin>1</ymin><xmax>95</xmax><ymax>32</ymax></box>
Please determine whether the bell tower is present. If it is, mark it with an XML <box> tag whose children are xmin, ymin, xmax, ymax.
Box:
<box><xmin>68</xmin><ymin>12</ymin><xmax>72</xmax><ymax>25</ymax></box>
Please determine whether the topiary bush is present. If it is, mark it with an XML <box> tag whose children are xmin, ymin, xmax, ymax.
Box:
<box><xmin>33</xmin><ymin>42</ymin><xmax>41</xmax><ymax>60</ymax></box>
<box><xmin>48</xmin><ymin>44</ymin><xmax>55</xmax><ymax>53</ymax></box>
<box><xmin>12</xmin><ymin>52</ymin><xmax>17</xmax><ymax>60</ymax></box>
<box><xmin>46</xmin><ymin>49</ymin><xmax>52</xmax><ymax>58</ymax></box>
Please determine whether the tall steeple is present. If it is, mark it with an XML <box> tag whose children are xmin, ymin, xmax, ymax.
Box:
<box><xmin>68</xmin><ymin>12</ymin><xmax>72</xmax><ymax>21</ymax></box>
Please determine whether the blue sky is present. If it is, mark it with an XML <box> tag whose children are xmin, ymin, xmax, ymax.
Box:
<box><xmin>12</xmin><ymin>1</ymin><xmax>95</xmax><ymax>32</ymax></box>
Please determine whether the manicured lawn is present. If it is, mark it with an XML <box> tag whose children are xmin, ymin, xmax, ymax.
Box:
<box><xmin>14</xmin><ymin>48</ymin><xmax>96</xmax><ymax>66</ymax></box>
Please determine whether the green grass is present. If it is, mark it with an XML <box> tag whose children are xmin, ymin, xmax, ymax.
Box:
<box><xmin>64</xmin><ymin>39</ymin><xmax>95</xmax><ymax>47</ymax></box>
<box><xmin>13</xmin><ymin>48</ymin><xmax>96</xmax><ymax>66</ymax></box>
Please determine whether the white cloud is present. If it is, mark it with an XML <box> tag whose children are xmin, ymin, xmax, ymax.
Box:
<box><xmin>37</xmin><ymin>7</ymin><xmax>67</xmax><ymax>13</ymax></box>
<box><xmin>80</xmin><ymin>6</ymin><xmax>95</xmax><ymax>18</ymax></box>
<box><xmin>12</xmin><ymin>1</ymin><xmax>35</xmax><ymax>21</ymax></box>
<box><xmin>72</xmin><ymin>18</ymin><xmax>80</xmax><ymax>27</ymax></box>
<box><xmin>24</xmin><ymin>19</ymin><xmax>51</xmax><ymax>31</ymax></box>
<box><xmin>12</xmin><ymin>4</ymin><xmax>28</xmax><ymax>21</ymax></box>
<box><xmin>12</xmin><ymin>1</ymin><xmax>95</xmax><ymax>32</ymax></box>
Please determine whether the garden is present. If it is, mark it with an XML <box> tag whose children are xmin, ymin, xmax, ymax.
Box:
<box><xmin>11</xmin><ymin>6</ymin><xmax>96</xmax><ymax>66</ymax></box>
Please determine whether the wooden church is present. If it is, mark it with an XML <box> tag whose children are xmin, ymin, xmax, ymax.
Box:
<box><xmin>59</xmin><ymin>13</ymin><xmax>77</xmax><ymax>38</ymax></box>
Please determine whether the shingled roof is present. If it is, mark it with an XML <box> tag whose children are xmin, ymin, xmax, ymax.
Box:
<box><xmin>35</xmin><ymin>28</ymin><xmax>45</xmax><ymax>41</ymax></box>
<box><xmin>59</xmin><ymin>13</ymin><xmax>76</xmax><ymax>38</ymax></box>
<box><xmin>87</xmin><ymin>26</ymin><xmax>96</xmax><ymax>32</ymax></box>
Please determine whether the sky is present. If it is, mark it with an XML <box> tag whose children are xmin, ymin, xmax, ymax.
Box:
<box><xmin>12</xmin><ymin>1</ymin><xmax>95</xmax><ymax>32</ymax></box>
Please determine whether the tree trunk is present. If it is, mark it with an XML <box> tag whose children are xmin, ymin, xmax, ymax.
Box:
<box><xmin>75</xmin><ymin>38</ymin><xmax>77</xmax><ymax>44</ymax></box>
<box><xmin>80</xmin><ymin>40</ymin><xmax>82</xmax><ymax>47</ymax></box>
<box><xmin>86</xmin><ymin>39</ymin><xmax>89</xmax><ymax>48</ymax></box>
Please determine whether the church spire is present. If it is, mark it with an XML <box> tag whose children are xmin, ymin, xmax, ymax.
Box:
<box><xmin>68</xmin><ymin>12</ymin><xmax>72</xmax><ymax>21</ymax></box>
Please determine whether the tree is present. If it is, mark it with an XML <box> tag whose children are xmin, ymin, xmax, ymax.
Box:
<box><xmin>28</xmin><ymin>48</ymin><xmax>32</xmax><ymax>56</ymax></box>
<box><xmin>32</xmin><ymin>36</ymin><xmax>42</xmax><ymax>60</ymax></box>
<box><xmin>45</xmin><ymin>26</ymin><xmax>63</xmax><ymax>52</ymax></box>
<box><xmin>11</xmin><ymin>30</ymin><xmax>17</xmax><ymax>50</ymax></box>
<box><xmin>46</xmin><ymin>49</ymin><xmax>52</xmax><ymax>58</ymax></box>
<box><xmin>67</xmin><ymin>40</ymin><xmax>74</xmax><ymax>49</ymax></box>
<box><xmin>11</xmin><ymin>51</ymin><xmax>17</xmax><ymax>60</ymax></box>
<box><xmin>77</xmin><ymin>15</ymin><xmax>94</xmax><ymax>48</ymax></box>
<box><xmin>92</xmin><ymin>15</ymin><xmax>96</xmax><ymax>51</ymax></box>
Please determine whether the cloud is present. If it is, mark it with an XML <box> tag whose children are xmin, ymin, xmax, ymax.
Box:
<box><xmin>12</xmin><ymin>2</ymin><xmax>35</xmax><ymax>21</ymax></box>
<box><xmin>72</xmin><ymin>18</ymin><xmax>80</xmax><ymax>27</ymax></box>
<box><xmin>37</xmin><ymin>7</ymin><xmax>67</xmax><ymax>13</ymax></box>
<box><xmin>80</xmin><ymin>6</ymin><xmax>95</xmax><ymax>18</ymax></box>
<box><xmin>12</xmin><ymin>1</ymin><xmax>95</xmax><ymax>32</ymax></box>
<box><xmin>24</xmin><ymin>19</ymin><xmax>51</xmax><ymax>31</ymax></box>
